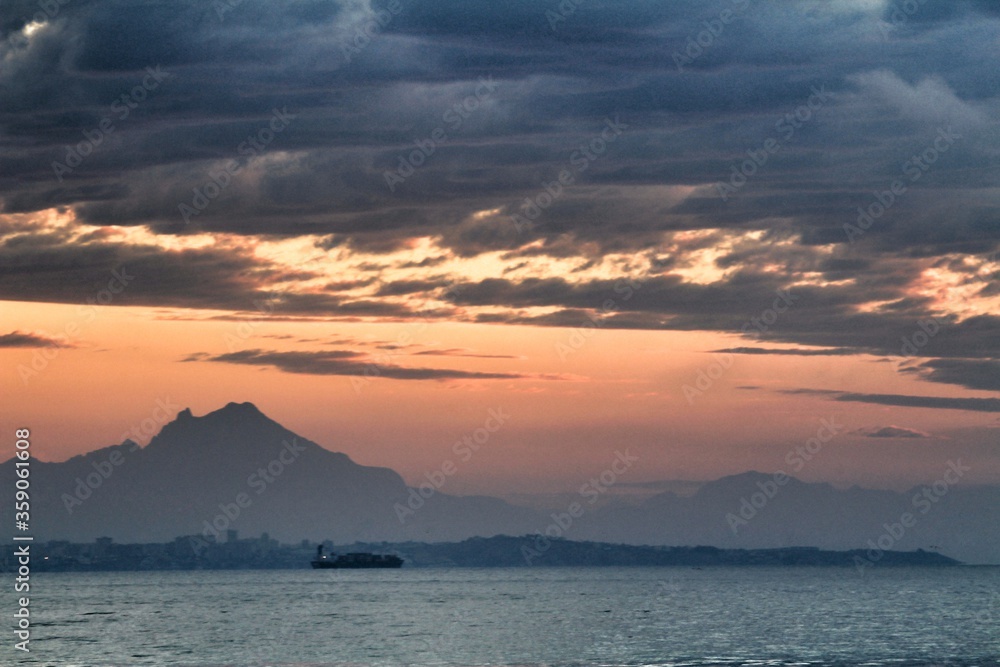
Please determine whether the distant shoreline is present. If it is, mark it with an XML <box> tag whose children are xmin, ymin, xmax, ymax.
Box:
<box><xmin>0</xmin><ymin>535</ymin><xmax>965</xmax><ymax>572</ymax></box>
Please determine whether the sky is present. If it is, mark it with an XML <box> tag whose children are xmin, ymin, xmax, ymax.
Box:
<box><xmin>1</xmin><ymin>0</ymin><xmax>999</xmax><ymax>497</ymax></box>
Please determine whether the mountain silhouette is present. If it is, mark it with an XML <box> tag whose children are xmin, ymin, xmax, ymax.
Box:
<box><xmin>4</xmin><ymin>402</ymin><xmax>538</xmax><ymax>545</ymax></box>
<box><xmin>3</xmin><ymin>403</ymin><xmax>997</xmax><ymax>563</ymax></box>
<box><xmin>573</xmin><ymin>470</ymin><xmax>1000</xmax><ymax>563</ymax></box>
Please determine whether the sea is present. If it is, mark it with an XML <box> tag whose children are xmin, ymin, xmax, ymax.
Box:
<box><xmin>8</xmin><ymin>566</ymin><xmax>1000</xmax><ymax>667</ymax></box>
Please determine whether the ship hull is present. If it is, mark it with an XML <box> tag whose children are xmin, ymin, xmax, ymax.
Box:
<box><xmin>311</xmin><ymin>560</ymin><xmax>402</xmax><ymax>569</ymax></box>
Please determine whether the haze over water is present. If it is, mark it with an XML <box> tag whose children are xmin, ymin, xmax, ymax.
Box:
<box><xmin>16</xmin><ymin>567</ymin><xmax>1000</xmax><ymax>667</ymax></box>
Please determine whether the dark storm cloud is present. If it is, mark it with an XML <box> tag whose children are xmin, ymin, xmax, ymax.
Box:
<box><xmin>411</xmin><ymin>348</ymin><xmax>520</xmax><ymax>360</ymax></box>
<box><xmin>0</xmin><ymin>232</ymin><xmax>268</xmax><ymax>309</ymax></box>
<box><xmin>3</xmin><ymin>0</ymin><xmax>997</xmax><ymax>243</ymax></box>
<box><xmin>716</xmin><ymin>347</ymin><xmax>859</xmax><ymax>356</ymax></box>
<box><xmin>0</xmin><ymin>330</ymin><xmax>75</xmax><ymax>348</ymax></box>
<box><xmin>374</xmin><ymin>279</ymin><xmax>447</xmax><ymax>297</ymax></box>
<box><xmin>836</xmin><ymin>392</ymin><xmax>1000</xmax><ymax>413</ymax></box>
<box><xmin>2</xmin><ymin>0</ymin><xmax>999</xmax><ymax>367</ymax></box>
<box><xmin>918</xmin><ymin>358</ymin><xmax>1000</xmax><ymax>392</ymax></box>
<box><xmin>857</xmin><ymin>426</ymin><xmax>931</xmax><ymax>439</ymax></box>
<box><xmin>0</xmin><ymin>230</ymin><xmax>435</xmax><ymax>319</ymax></box>
<box><xmin>780</xmin><ymin>388</ymin><xmax>1000</xmax><ymax>413</ymax></box>
<box><xmin>188</xmin><ymin>348</ymin><xmax>539</xmax><ymax>381</ymax></box>
<box><xmin>878</xmin><ymin>0</ymin><xmax>1000</xmax><ymax>26</ymax></box>
<box><xmin>447</xmin><ymin>274</ymin><xmax>1000</xmax><ymax>360</ymax></box>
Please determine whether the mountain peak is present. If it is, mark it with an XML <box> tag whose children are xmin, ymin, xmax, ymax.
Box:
<box><xmin>175</xmin><ymin>402</ymin><xmax>274</xmax><ymax>426</ymax></box>
<box><xmin>214</xmin><ymin>401</ymin><xmax>265</xmax><ymax>417</ymax></box>
<box><xmin>163</xmin><ymin>403</ymin><xmax>267</xmax><ymax>426</ymax></box>
<box><xmin>143</xmin><ymin>401</ymin><xmax>286</xmax><ymax>456</ymax></box>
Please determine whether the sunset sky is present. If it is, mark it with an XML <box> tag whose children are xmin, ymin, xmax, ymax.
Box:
<box><xmin>2</xmin><ymin>0</ymin><xmax>999</xmax><ymax>497</ymax></box>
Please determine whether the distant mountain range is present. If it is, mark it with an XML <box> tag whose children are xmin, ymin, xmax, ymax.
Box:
<box><xmin>3</xmin><ymin>402</ymin><xmax>998</xmax><ymax>563</ymax></box>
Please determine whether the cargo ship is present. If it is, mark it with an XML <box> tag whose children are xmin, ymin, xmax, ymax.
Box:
<box><xmin>310</xmin><ymin>545</ymin><xmax>403</xmax><ymax>569</ymax></box>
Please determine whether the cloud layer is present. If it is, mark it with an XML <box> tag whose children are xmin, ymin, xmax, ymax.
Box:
<box><xmin>2</xmin><ymin>0</ymin><xmax>998</xmax><ymax>394</ymax></box>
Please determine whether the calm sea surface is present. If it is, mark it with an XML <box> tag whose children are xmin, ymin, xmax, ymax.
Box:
<box><xmin>7</xmin><ymin>567</ymin><xmax>1000</xmax><ymax>667</ymax></box>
